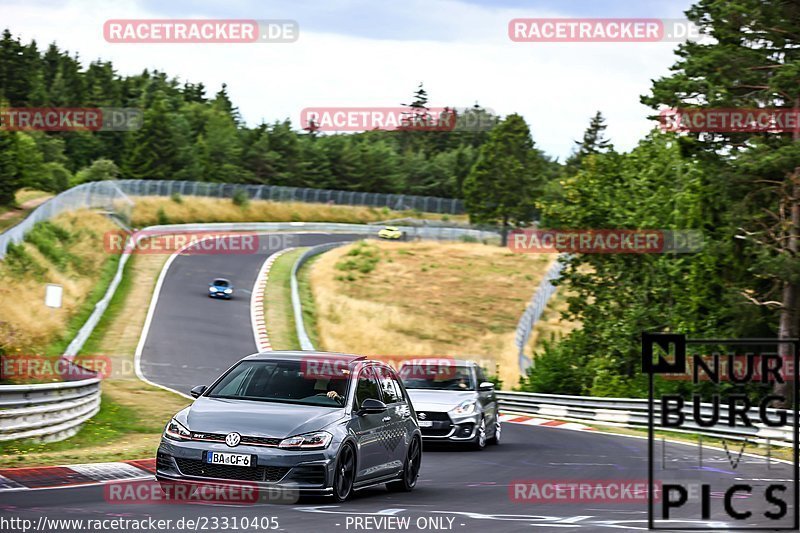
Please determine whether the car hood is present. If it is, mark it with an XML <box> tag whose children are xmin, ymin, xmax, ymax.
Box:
<box><xmin>184</xmin><ymin>397</ymin><xmax>344</xmax><ymax>438</ymax></box>
<box><xmin>405</xmin><ymin>389</ymin><xmax>476</xmax><ymax>411</ymax></box>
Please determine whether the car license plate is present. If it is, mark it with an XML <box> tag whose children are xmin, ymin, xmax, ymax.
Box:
<box><xmin>418</xmin><ymin>420</ymin><xmax>433</xmax><ymax>428</ymax></box>
<box><xmin>205</xmin><ymin>451</ymin><xmax>254</xmax><ymax>467</ymax></box>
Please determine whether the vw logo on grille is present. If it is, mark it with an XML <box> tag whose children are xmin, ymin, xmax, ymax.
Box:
<box><xmin>418</xmin><ymin>412</ymin><xmax>427</xmax><ymax>420</ymax></box>
<box><xmin>225</xmin><ymin>432</ymin><xmax>241</xmax><ymax>447</ymax></box>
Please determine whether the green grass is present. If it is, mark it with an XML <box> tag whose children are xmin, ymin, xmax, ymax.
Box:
<box><xmin>297</xmin><ymin>254</ymin><xmax>322</xmax><ymax>349</ymax></box>
<box><xmin>263</xmin><ymin>248</ymin><xmax>307</xmax><ymax>351</ymax></box>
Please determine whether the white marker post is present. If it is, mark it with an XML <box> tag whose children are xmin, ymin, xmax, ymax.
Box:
<box><xmin>45</xmin><ymin>283</ymin><xmax>63</xmax><ymax>309</ymax></box>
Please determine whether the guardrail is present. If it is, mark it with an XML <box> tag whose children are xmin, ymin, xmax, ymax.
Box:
<box><xmin>513</xmin><ymin>256</ymin><xmax>566</xmax><ymax>374</ymax></box>
<box><xmin>0</xmin><ymin>372</ymin><xmax>101</xmax><ymax>443</ymax></box>
<box><xmin>290</xmin><ymin>243</ymin><xmax>349</xmax><ymax>350</ymax></box>
<box><xmin>497</xmin><ymin>391</ymin><xmax>795</xmax><ymax>447</ymax></box>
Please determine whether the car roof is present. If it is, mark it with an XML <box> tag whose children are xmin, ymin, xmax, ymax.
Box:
<box><xmin>397</xmin><ymin>358</ymin><xmax>476</xmax><ymax>367</ymax></box>
<box><xmin>243</xmin><ymin>351</ymin><xmax>367</xmax><ymax>364</ymax></box>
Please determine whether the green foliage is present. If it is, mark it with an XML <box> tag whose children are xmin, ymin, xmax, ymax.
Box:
<box><xmin>335</xmin><ymin>241</ymin><xmax>381</xmax><ymax>276</ymax></box>
<box><xmin>463</xmin><ymin>114</ymin><xmax>556</xmax><ymax>243</ymax></box>
<box><xmin>73</xmin><ymin>158</ymin><xmax>119</xmax><ymax>186</ymax></box>
<box><xmin>170</xmin><ymin>192</ymin><xmax>183</xmax><ymax>203</ymax></box>
<box><xmin>25</xmin><ymin>221</ymin><xmax>77</xmax><ymax>271</ymax></box>
<box><xmin>156</xmin><ymin>207</ymin><xmax>169</xmax><ymax>225</ymax></box>
<box><xmin>3</xmin><ymin>242</ymin><xmax>45</xmax><ymax>278</ymax></box>
<box><xmin>231</xmin><ymin>189</ymin><xmax>250</xmax><ymax>208</ymax></box>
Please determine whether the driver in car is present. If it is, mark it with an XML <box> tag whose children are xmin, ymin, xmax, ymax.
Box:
<box><xmin>325</xmin><ymin>378</ymin><xmax>348</xmax><ymax>404</ymax></box>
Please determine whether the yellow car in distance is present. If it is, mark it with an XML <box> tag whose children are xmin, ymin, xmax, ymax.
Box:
<box><xmin>378</xmin><ymin>226</ymin><xmax>404</xmax><ymax>240</ymax></box>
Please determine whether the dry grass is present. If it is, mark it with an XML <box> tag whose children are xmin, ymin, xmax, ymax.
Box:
<box><xmin>0</xmin><ymin>210</ymin><xmax>117</xmax><ymax>353</ymax></box>
<box><xmin>130</xmin><ymin>196</ymin><xmax>467</xmax><ymax>227</ymax></box>
<box><xmin>309</xmin><ymin>240</ymin><xmax>566</xmax><ymax>386</ymax></box>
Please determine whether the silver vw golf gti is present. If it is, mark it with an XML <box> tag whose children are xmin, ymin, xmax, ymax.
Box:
<box><xmin>156</xmin><ymin>352</ymin><xmax>422</xmax><ymax>501</ymax></box>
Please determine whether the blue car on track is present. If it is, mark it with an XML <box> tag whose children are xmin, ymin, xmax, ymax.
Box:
<box><xmin>208</xmin><ymin>278</ymin><xmax>234</xmax><ymax>299</ymax></box>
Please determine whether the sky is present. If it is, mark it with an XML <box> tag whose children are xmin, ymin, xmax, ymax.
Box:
<box><xmin>1</xmin><ymin>0</ymin><xmax>695</xmax><ymax>160</ymax></box>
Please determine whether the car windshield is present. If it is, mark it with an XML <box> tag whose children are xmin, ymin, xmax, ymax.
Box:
<box><xmin>207</xmin><ymin>360</ymin><xmax>350</xmax><ymax>407</ymax></box>
<box><xmin>212</xmin><ymin>279</ymin><xmax>229</xmax><ymax>287</ymax></box>
<box><xmin>399</xmin><ymin>364</ymin><xmax>475</xmax><ymax>391</ymax></box>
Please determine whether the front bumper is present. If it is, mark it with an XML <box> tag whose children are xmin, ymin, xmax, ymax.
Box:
<box><xmin>416</xmin><ymin>411</ymin><xmax>480</xmax><ymax>441</ymax></box>
<box><xmin>208</xmin><ymin>291</ymin><xmax>232</xmax><ymax>299</ymax></box>
<box><xmin>156</xmin><ymin>437</ymin><xmax>337</xmax><ymax>493</ymax></box>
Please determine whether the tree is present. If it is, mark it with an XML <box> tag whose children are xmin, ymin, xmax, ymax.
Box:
<box><xmin>462</xmin><ymin>114</ymin><xmax>547</xmax><ymax>244</ymax></box>
<box><xmin>73</xmin><ymin>158</ymin><xmax>119</xmax><ymax>185</ymax></box>
<box><xmin>122</xmin><ymin>91</ymin><xmax>188</xmax><ymax>180</ymax></box>
<box><xmin>0</xmin><ymin>129</ymin><xmax>19</xmax><ymax>205</ymax></box>
<box><xmin>564</xmin><ymin>111</ymin><xmax>613</xmax><ymax>175</ymax></box>
<box><xmin>642</xmin><ymin>0</ymin><xmax>800</xmax><ymax>405</ymax></box>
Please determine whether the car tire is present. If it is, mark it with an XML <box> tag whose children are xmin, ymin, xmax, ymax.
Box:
<box><xmin>471</xmin><ymin>418</ymin><xmax>487</xmax><ymax>450</ymax></box>
<box><xmin>488</xmin><ymin>417</ymin><xmax>501</xmax><ymax>445</ymax></box>
<box><xmin>332</xmin><ymin>443</ymin><xmax>356</xmax><ymax>502</ymax></box>
<box><xmin>387</xmin><ymin>436</ymin><xmax>421</xmax><ymax>492</ymax></box>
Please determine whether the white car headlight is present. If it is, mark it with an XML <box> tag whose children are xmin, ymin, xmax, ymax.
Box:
<box><xmin>164</xmin><ymin>418</ymin><xmax>191</xmax><ymax>441</ymax></box>
<box><xmin>224</xmin><ymin>288</ymin><xmax>233</xmax><ymax>294</ymax></box>
<box><xmin>209</xmin><ymin>287</ymin><xmax>217</xmax><ymax>292</ymax></box>
<box><xmin>278</xmin><ymin>431</ymin><xmax>332</xmax><ymax>450</ymax></box>
<box><xmin>451</xmin><ymin>399</ymin><xmax>477</xmax><ymax>416</ymax></box>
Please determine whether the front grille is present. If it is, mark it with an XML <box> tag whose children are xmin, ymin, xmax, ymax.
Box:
<box><xmin>175</xmin><ymin>458</ymin><xmax>289</xmax><ymax>482</ymax></box>
<box><xmin>421</xmin><ymin>426</ymin><xmax>453</xmax><ymax>437</ymax></box>
<box><xmin>190</xmin><ymin>433</ymin><xmax>280</xmax><ymax>447</ymax></box>
<box><xmin>417</xmin><ymin>411</ymin><xmax>451</xmax><ymax>422</ymax></box>
<box><xmin>242</xmin><ymin>436</ymin><xmax>281</xmax><ymax>446</ymax></box>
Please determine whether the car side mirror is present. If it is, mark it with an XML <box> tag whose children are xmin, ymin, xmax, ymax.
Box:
<box><xmin>478</xmin><ymin>381</ymin><xmax>495</xmax><ymax>392</ymax></box>
<box><xmin>190</xmin><ymin>385</ymin><xmax>207</xmax><ymax>398</ymax></box>
<box><xmin>358</xmin><ymin>398</ymin><xmax>387</xmax><ymax>415</ymax></box>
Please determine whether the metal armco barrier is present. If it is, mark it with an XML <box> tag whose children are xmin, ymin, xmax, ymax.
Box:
<box><xmin>0</xmin><ymin>376</ymin><xmax>101</xmax><ymax>442</ymax></box>
<box><xmin>497</xmin><ymin>391</ymin><xmax>796</xmax><ymax>447</ymax></box>
<box><xmin>290</xmin><ymin>242</ymin><xmax>348</xmax><ymax>350</ymax></box>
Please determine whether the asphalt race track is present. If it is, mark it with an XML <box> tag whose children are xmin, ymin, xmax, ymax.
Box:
<box><xmin>2</xmin><ymin>233</ymin><xmax>796</xmax><ymax>532</ymax></box>
<box><xmin>137</xmin><ymin>232</ymin><xmax>362</xmax><ymax>394</ymax></box>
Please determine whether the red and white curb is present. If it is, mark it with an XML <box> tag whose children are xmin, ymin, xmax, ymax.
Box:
<box><xmin>499</xmin><ymin>412</ymin><xmax>596</xmax><ymax>432</ymax></box>
<box><xmin>0</xmin><ymin>459</ymin><xmax>155</xmax><ymax>492</ymax></box>
<box><xmin>251</xmin><ymin>248</ymin><xmax>296</xmax><ymax>352</ymax></box>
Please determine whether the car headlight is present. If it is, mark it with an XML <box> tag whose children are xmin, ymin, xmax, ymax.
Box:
<box><xmin>209</xmin><ymin>287</ymin><xmax>217</xmax><ymax>292</ymax></box>
<box><xmin>164</xmin><ymin>418</ymin><xmax>191</xmax><ymax>441</ymax></box>
<box><xmin>451</xmin><ymin>399</ymin><xmax>477</xmax><ymax>416</ymax></box>
<box><xmin>278</xmin><ymin>431</ymin><xmax>332</xmax><ymax>450</ymax></box>
<box><xmin>224</xmin><ymin>288</ymin><xmax>233</xmax><ymax>294</ymax></box>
